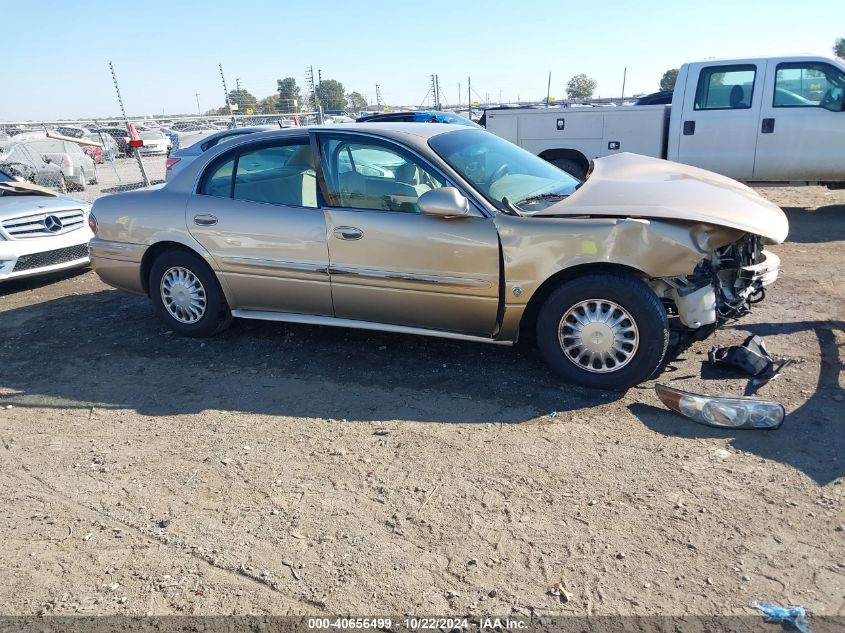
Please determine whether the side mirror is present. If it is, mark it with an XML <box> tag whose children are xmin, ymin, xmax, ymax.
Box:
<box><xmin>418</xmin><ymin>187</ymin><xmax>470</xmax><ymax>218</ymax></box>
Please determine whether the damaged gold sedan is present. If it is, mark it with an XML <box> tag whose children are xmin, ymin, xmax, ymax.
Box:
<box><xmin>88</xmin><ymin>124</ymin><xmax>787</xmax><ymax>389</ymax></box>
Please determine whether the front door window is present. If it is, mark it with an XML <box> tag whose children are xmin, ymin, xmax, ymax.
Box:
<box><xmin>318</xmin><ymin>136</ymin><xmax>446</xmax><ymax>213</ymax></box>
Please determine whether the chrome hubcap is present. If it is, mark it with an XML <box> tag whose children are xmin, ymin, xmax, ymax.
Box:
<box><xmin>160</xmin><ymin>266</ymin><xmax>206</xmax><ymax>324</ymax></box>
<box><xmin>559</xmin><ymin>299</ymin><xmax>639</xmax><ymax>373</ymax></box>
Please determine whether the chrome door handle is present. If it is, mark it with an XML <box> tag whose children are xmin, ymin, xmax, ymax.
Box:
<box><xmin>193</xmin><ymin>214</ymin><xmax>218</xmax><ymax>226</ymax></box>
<box><xmin>333</xmin><ymin>226</ymin><xmax>363</xmax><ymax>240</ymax></box>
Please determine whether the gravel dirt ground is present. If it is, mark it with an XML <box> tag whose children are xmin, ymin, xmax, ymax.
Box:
<box><xmin>0</xmin><ymin>186</ymin><xmax>843</xmax><ymax>618</ymax></box>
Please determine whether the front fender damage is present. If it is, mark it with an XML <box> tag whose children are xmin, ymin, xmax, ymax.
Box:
<box><xmin>494</xmin><ymin>214</ymin><xmax>737</xmax><ymax>340</ymax></box>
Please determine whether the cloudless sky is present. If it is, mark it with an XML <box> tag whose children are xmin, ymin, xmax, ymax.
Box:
<box><xmin>1</xmin><ymin>0</ymin><xmax>842</xmax><ymax>120</ymax></box>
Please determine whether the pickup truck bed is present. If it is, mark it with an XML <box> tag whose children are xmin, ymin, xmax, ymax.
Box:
<box><xmin>487</xmin><ymin>105</ymin><xmax>669</xmax><ymax>173</ymax></box>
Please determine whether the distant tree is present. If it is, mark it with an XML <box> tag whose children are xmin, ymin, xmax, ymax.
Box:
<box><xmin>835</xmin><ymin>37</ymin><xmax>845</xmax><ymax>59</ymax></box>
<box><xmin>276</xmin><ymin>77</ymin><xmax>302</xmax><ymax>112</ymax></box>
<box><xmin>566</xmin><ymin>74</ymin><xmax>597</xmax><ymax>99</ymax></box>
<box><xmin>346</xmin><ymin>91</ymin><xmax>368</xmax><ymax>111</ymax></box>
<box><xmin>256</xmin><ymin>94</ymin><xmax>280</xmax><ymax>114</ymax></box>
<box><xmin>228</xmin><ymin>89</ymin><xmax>257</xmax><ymax>113</ymax></box>
<box><xmin>660</xmin><ymin>68</ymin><xmax>679</xmax><ymax>91</ymax></box>
<box><xmin>315</xmin><ymin>79</ymin><xmax>346</xmax><ymax>111</ymax></box>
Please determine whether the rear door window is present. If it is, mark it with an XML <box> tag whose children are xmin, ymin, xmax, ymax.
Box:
<box><xmin>232</xmin><ymin>142</ymin><xmax>317</xmax><ymax>207</ymax></box>
<box><xmin>694</xmin><ymin>64</ymin><xmax>757</xmax><ymax>110</ymax></box>
<box><xmin>198</xmin><ymin>139</ymin><xmax>318</xmax><ymax>208</ymax></box>
<box><xmin>200</xmin><ymin>156</ymin><xmax>236</xmax><ymax>198</ymax></box>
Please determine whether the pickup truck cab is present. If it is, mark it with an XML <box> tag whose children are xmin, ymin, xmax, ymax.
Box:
<box><xmin>485</xmin><ymin>56</ymin><xmax>845</xmax><ymax>186</ymax></box>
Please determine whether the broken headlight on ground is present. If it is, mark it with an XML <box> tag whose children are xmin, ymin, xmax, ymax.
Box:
<box><xmin>655</xmin><ymin>384</ymin><xmax>785</xmax><ymax>429</ymax></box>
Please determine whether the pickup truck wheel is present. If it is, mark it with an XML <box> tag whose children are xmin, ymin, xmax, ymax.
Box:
<box><xmin>550</xmin><ymin>158</ymin><xmax>586</xmax><ymax>180</ymax></box>
<box><xmin>536</xmin><ymin>273</ymin><xmax>668</xmax><ymax>390</ymax></box>
<box><xmin>149</xmin><ymin>249</ymin><xmax>232</xmax><ymax>337</ymax></box>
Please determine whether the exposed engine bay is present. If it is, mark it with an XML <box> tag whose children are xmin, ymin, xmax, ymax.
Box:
<box><xmin>653</xmin><ymin>234</ymin><xmax>780</xmax><ymax>332</ymax></box>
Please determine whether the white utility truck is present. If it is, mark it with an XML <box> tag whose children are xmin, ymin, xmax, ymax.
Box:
<box><xmin>484</xmin><ymin>55</ymin><xmax>845</xmax><ymax>186</ymax></box>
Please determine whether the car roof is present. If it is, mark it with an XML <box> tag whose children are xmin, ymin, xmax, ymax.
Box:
<box><xmin>275</xmin><ymin>122</ymin><xmax>472</xmax><ymax>140</ymax></box>
<box><xmin>205</xmin><ymin>123</ymin><xmax>474</xmax><ymax>153</ymax></box>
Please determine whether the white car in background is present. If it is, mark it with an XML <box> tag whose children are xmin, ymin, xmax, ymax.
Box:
<box><xmin>137</xmin><ymin>131</ymin><xmax>171</xmax><ymax>156</ymax></box>
<box><xmin>0</xmin><ymin>168</ymin><xmax>92</xmax><ymax>281</ymax></box>
<box><xmin>22</xmin><ymin>139</ymin><xmax>97</xmax><ymax>191</ymax></box>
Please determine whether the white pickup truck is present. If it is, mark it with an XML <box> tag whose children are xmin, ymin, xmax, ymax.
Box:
<box><xmin>484</xmin><ymin>55</ymin><xmax>845</xmax><ymax>186</ymax></box>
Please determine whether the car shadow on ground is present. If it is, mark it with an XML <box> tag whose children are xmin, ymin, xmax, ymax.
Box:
<box><xmin>781</xmin><ymin>204</ymin><xmax>845</xmax><ymax>243</ymax></box>
<box><xmin>0</xmin><ymin>290</ymin><xmax>624</xmax><ymax>425</ymax></box>
<box><xmin>630</xmin><ymin>320</ymin><xmax>845</xmax><ymax>486</ymax></box>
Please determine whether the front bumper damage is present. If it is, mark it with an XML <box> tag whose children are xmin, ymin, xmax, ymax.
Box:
<box><xmin>656</xmin><ymin>236</ymin><xmax>780</xmax><ymax>330</ymax></box>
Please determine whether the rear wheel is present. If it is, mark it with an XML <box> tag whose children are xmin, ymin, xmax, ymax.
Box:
<box><xmin>149</xmin><ymin>249</ymin><xmax>232</xmax><ymax>337</ymax></box>
<box><xmin>536</xmin><ymin>273</ymin><xmax>668</xmax><ymax>390</ymax></box>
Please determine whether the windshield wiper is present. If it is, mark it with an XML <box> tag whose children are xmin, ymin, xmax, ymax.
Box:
<box><xmin>517</xmin><ymin>192</ymin><xmax>569</xmax><ymax>205</ymax></box>
<box><xmin>500</xmin><ymin>196</ymin><xmax>524</xmax><ymax>216</ymax></box>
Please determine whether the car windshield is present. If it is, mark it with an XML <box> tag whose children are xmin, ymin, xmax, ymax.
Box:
<box><xmin>428</xmin><ymin>129</ymin><xmax>579</xmax><ymax>212</ymax></box>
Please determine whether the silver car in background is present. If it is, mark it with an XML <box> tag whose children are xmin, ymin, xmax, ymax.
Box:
<box><xmin>165</xmin><ymin>126</ymin><xmax>276</xmax><ymax>181</ymax></box>
<box><xmin>22</xmin><ymin>139</ymin><xmax>97</xmax><ymax>191</ymax></box>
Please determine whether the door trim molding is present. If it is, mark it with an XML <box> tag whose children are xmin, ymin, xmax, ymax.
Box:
<box><xmin>220</xmin><ymin>256</ymin><xmax>328</xmax><ymax>275</ymax></box>
<box><xmin>327</xmin><ymin>265</ymin><xmax>493</xmax><ymax>288</ymax></box>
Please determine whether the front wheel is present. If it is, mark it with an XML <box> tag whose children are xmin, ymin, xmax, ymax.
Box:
<box><xmin>149</xmin><ymin>249</ymin><xmax>232</xmax><ymax>337</ymax></box>
<box><xmin>536</xmin><ymin>273</ymin><xmax>668</xmax><ymax>390</ymax></box>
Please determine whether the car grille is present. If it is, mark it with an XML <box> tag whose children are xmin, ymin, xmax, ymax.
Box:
<box><xmin>12</xmin><ymin>244</ymin><xmax>89</xmax><ymax>272</ymax></box>
<box><xmin>1</xmin><ymin>209</ymin><xmax>86</xmax><ymax>239</ymax></box>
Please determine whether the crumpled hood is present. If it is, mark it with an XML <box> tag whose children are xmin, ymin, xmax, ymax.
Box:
<box><xmin>538</xmin><ymin>153</ymin><xmax>789</xmax><ymax>244</ymax></box>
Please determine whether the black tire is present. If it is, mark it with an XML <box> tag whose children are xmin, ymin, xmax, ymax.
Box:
<box><xmin>149</xmin><ymin>249</ymin><xmax>232</xmax><ymax>337</ymax></box>
<box><xmin>550</xmin><ymin>158</ymin><xmax>587</xmax><ymax>181</ymax></box>
<box><xmin>536</xmin><ymin>273</ymin><xmax>668</xmax><ymax>390</ymax></box>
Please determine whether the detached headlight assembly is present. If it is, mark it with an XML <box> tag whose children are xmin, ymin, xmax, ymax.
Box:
<box><xmin>655</xmin><ymin>384</ymin><xmax>784</xmax><ymax>430</ymax></box>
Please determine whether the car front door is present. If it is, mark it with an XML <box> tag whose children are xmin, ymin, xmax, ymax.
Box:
<box><xmin>315</xmin><ymin>132</ymin><xmax>501</xmax><ymax>336</ymax></box>
<box><xmin>753</xmin><ymin>59</ymin><xmax>845</xmax><ymax>180</ymax></box>
<box><xmin>186</xmin><ymin>137</ymin><xmax>333</xmax><ymax>315</ymax></box>
<box><xmin>676</xmin><ymin>62</ymin><xmax>765</xmax><ymax>180</ymax></box>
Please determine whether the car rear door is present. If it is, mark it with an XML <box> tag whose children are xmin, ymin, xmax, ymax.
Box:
<box><xmin>675</xmin><ymin>61</ymin><xmax>766</xmax><ymax>179</ymax></box>
<box><xmin>186</xmin><ymin>136</ymin><xmax>333</xmax><ymax>315</ymax></box>
<box><xmin>753</xmin><ymin>59</ymin><xmax>845</xmax><ymax>180</ymax></box>
<box><xmin>315</xmin><ymin>131</ymin><xmax>500</xmax><ymax>336</ymax></box>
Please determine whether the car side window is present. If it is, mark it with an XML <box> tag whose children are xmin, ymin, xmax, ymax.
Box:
<box><xmin>694</xmin><ymin>64</ymin><xmax>756</xmax><ymax>110</ymax></box>
<box><xmin>318</xmin><ymin>136</ymin><xmax>446</xmax><ymax>213</ymax></box>
<box><xmin>232</xmin><ymin>142</ymin><xmax>317</xmax><ymax>208</ymax></box>
<box><xmin>774</xmin><ymin>62</ymin><xmax>845</xmax><ymax>112</ymax></box>
<box><xmin>200</xmin><ymin>155</ymin><xmax>236</xmax><ymax>198</ymax></box>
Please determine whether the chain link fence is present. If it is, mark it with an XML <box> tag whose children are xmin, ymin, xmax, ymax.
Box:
<box><xmin>0</xmin><ymin>113</ymin><xmax>318</xmax><ymax>203</ymax></box>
